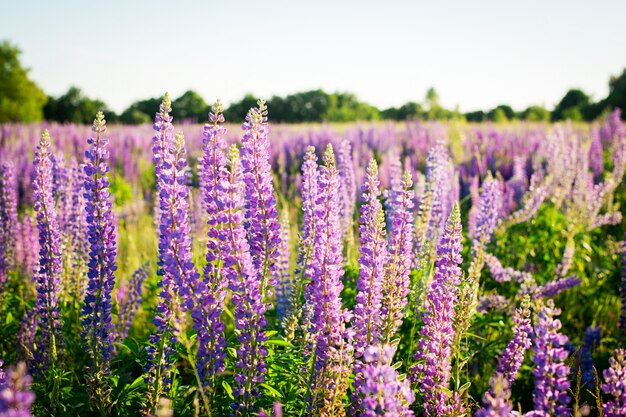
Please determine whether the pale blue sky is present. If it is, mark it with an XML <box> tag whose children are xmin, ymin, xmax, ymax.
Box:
<box><xmin>2</xmin><ymin>0</ymin><xmax>625</xmax><ymax>113</ymax></box>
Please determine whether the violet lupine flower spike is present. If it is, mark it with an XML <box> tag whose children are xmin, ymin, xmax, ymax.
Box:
<box><xmin>274</xmin><ymin>212</ymin><xmax>292</xmax><ymax>321</ymax></box>
<box><xmin>0</xmin><ymin>161</ymin><xmax>18</xmax><ymax>288</ymax></box>
<box><xmin>381</xmin><ymin>170</ymin><xmax>415</xmax><ymax>344</ymax></box>
<box><xmin>224</xmin><ymin>145</ymin><xmax>268</xmax><ymax>414</ymax></box>
<box><xmin>284</xmin><ymin>146</ymin><xmax>318</xmax><ymax>341</ymax></box>
<box><xmin>308</xmin><ymin>145</ymin><xmax>353</xmax><ymax>416</ymax></box>
<box><xmin>31</xmin><ymin>130</ymin><xmax>63</xmax><ymax>373</ymax></box>
<box><xmin>530</xmin><ymin>299</ymin><xmax>571</xmax><ymax>417</ymax></box>
<box><xmin>146</xmin><ymin>102</ymin><xmax>201</xmax><ymax>414</ymax></box>
<box><xmin>353</xmin><ymin>159</ymin><xmax>388</xmax><ymax>357</ymax></box>
<box><xmin>475</xmin><ymin>374</ymin><xmax>515</xmax><ymax>417</ymax></box>
<box><xmin>410</xmin><ymin>203</ymin><xmax>463</xmax><ymax>417</ymax></box>
<box><xmin>601</xmin><ymin>348</ymin><xmax>626</xmax><ymax>417</ymax></box>
<box><xmin>194</xmin><ymin>100</ymin><xmax>229</xmax><ymax>402</ymax></box>
<box><xmin>492</xmin><ymin>295</ymin><xmax>532</xmax><ymax>388</ymax></box>
<box><xmin>0</xmin><ymin>362</ymin><xmax>36</xmax><ymax>417</ymax></box>
<box><xmin>619</xmin><ymin>237</ymin><xmax>626</xmax><ymax>343</ymax></box>
<box><xmin>115</xmin><ymin>262</ymin><xmax>149</xmax><ymax>343</ymax></box>
<box><xmin>80</xmin><ymin>112</ymin><xmax>117</xmax><ymax>412</ymax></box>
<box><xmin>359</xmin><ymin>345</ymin><xmax>415</xmax><ymax>417</ymax></box>
<box><xmin>240</xmin><ymin>99</ymin><xmax>281</xmax><ymax>301</ymax></box>
<box><xmin>351</xmin><ymin>159</ymin><xmax>389</xmax><ymax>413</ymax></box>
<box><xmin>337</xmin><ymin>140</ymin><xmax>356</xmax><ymax>241</ymax></box>
<box><xmin>156</xmin><ymin>131</ymin><xmax>199</xmax><ymax>313</ymax></box>
<box><xmin>472</xmin><ymin>175</ymin><xmax>503</xmax><ymax>253</ymax></box>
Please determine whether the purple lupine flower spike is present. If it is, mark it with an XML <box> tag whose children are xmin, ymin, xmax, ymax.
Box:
<box><xmin>240</xmin><ymin>99</ymin><xmax>280</xmax><ymax>301</ymax></box>
<box><xmin>115</xmin><ymin>262</ymin><xmax>149</xmax><ymax>343</ymax></box>
<box><xmin>473</xmin><ymin>176</ymin><xmax>503</xmax><ymax>252</ymax></box>
<box><xmin>194</xmin><ymin>101</ymin><xmax>230</xmax><ymax>400</ymax></box>
<box><xmin>274</xmin><ymin>213</ymin><xmax>292</xmax><ymax>321</ymax></box>
<box><xmin>0</xmin><ymin>362</ymin><xmax>35</xmax><ymax>417</ymax></box>
<box><xmin>359</xmin><ymin>345</ymin><xmax>414</xmax><ymax>417</ymax></box>
<box><xmin>0</xmin><ymin>161</ymin><xmax>18</xmax><ymax>288</ymax></box>
<box><xmin>194</xmin><ymin>100</ymin><xmax>229</xmax><ymax>400</ymax></box>
<box><xmin>337</xmin><ymin>140</ymin><xmax>357</xmax><ymax>239</ymax></box>
<box><xmin>577</xmin><ymin>326</ymin><xmax>601</xmax><ymax>386</ymax></box>
<box><xmin>619</xmin><ymin>237</ymin><xmax>626</xmax><ymax>342</ymax></box>
<box><xmin>156</xmin><ymin>131</ymin><xmax>199</xmax><ymax>312</ymax></box>
<box><xmin>476</xmin><ymin>375</ymin><xmax>516</xmax><ymax>417</ymax></box>
<box><xmin>492</xmin><ymin>295</ymin><xmax>532</xmax><ymax>387</ymax></box>
<box><xmin>381</xmin><ymin>170</ymin><xmax>415</xmax><ymax>343</ymax></box>
<box><xmin>308</xmin><ymin>145</ymin><xmax>353</xmax><ymax>415</ymax></box>
<box><xmin>351</xmin><ymin>159</ymin><xmax>389</xmax><ymax>413</ymax></box>
<box><xmin>285</xmin><ymin>146</ymin><xmax>319</xmax><ymax>339</ymax></box>
<box><xmin>31</xmin><ymin>130</ymin><xmax>63</xmax><ymax>373</ymax></box>
<box><xmin>64</xmin><ymin>162</ymin><xmax>90</xmax><ymax>301</ymax></box>
<box><xmin>530</xmin><ymin>299</ymin><xmax>571</xmax><ymax>417</ymax></box>
<box><xmin>601</xmin><ymin>348</ymin><xmax>626</xmax><ymax>417</ymax></box>
<box><xmin>410</xmin><ymin>203</ymin><xmax>463</xmax><ymax>416</ymax></box>
<box><xmin>415</xmin><ymin>144</ymin><xmax>453</xmax><ymax>261</ymax></box>
<box><xmin>80</xmin><ymin>112</ymin><xmax>117</xmax><ymax>411</ymax></box>
<box><xmin>146</xmin><ymin>97</ymin><xmax>204</xmax><ymax>413</ymax></box>
<box><xmin>224</xmin><ymin>145</ymin><xmax>268</xmax><ymax>414</ymax></box>
<box><xmin>353</xmin><ymin>159</ymin><xmax>388</xmax><ymax>356</ymax></box>
<box><xmin>0</xmin><ymin>360</ymin><xmax>5</xmax><ymax>387</ymax></box>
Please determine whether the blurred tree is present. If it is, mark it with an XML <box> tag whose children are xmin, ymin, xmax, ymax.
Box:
<box><xmin>381</xmin><ymin>102</ymin><xmax>424</xmax><ymax>120</ymax></box>
<box><xmin>224</xmin><ymin>93</ymin><xmax>260</xmax><ymax>123</ymax></box>
<box><xmin>425</xmin><ymin>87</ymin><xmax>442</xmax><ymax>120</ymax></box>
<box><xmin>171</xmin><ymin>90</ymin><xmax>209</xmax><ymax>122</ymax></box>
<box><xmin>324</xmin><ymin>92</ymin><xmax>379</xmax><ymax>122</ymax></box>
<box><xmin>552</xmin><ymin>89</ymin><xmax>590</xmax><ymax>121</ymax></box>
<box><xmin>270</xmin><ymin>90</ymin><xmax>330</xmax><ymax>123</ymax></box>
<box><xmin>487</xmin><ymin>105</ymin><xmax>515</xmax><ymax>121</ymax></box>
<box><xmin>118</xmin><ymin>96</ymin><xmax>161</xmax><ymax>124</ymax></box>
<box><xmin>44</xmin><ymin>86</ymin><xmax>111</xmax><ymax>124</ymax></box>
<box><xmin>465</xmin><ymin>110</ymin><xmax>486</xmax><ymax>122</ymax></box>
<box><xmin>0</xmin><ymin>40</ymin><xmax>47</xmax><ymax>122</ymax></box>
<box><xmin>606</xmin><ymin>69</ymin><xmax>626</xmax><ymax>119</ymax></box>
<box><xmin>521</xmin><ymin>105</ymin><xmax>551</xmax><ymax>122</ymax></box>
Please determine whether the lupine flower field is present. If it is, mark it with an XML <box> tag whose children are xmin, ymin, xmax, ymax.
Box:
<box><xmin>0</xmin><ymin>95</ymin><xmax>626</xmax><ymax>417</ymax></box>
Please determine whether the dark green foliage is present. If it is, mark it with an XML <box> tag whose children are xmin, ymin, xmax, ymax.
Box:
<box><xmin>44</xmin><ymin>86</ymin><xmax>110</xmax><ymax>124</ymax></box>
<box><xmin>0</xmin><ymin>40</ymin><xmax>47</xmax><ymax>122</ymax></box>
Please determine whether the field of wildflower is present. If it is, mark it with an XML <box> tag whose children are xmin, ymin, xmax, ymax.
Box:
<box><xmin>0</xmin><ymin>96</ymin><xmax>624</xmax><ymax>417</ymax></box>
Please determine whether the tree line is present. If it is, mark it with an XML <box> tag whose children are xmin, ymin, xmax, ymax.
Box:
<box><xmin>1</xmin><ymin>40</ymin><xmax>625</xmax><ymax>124</ymax></box>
